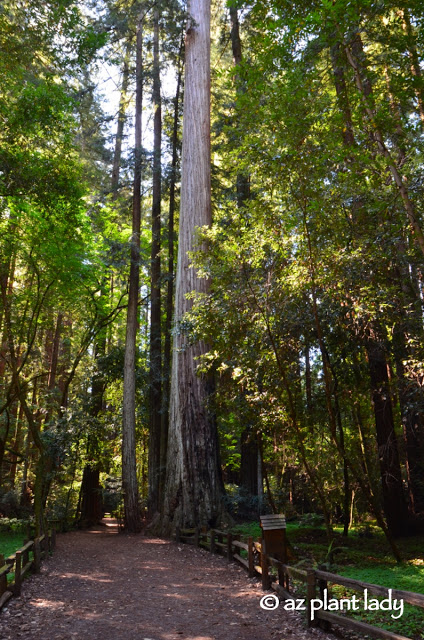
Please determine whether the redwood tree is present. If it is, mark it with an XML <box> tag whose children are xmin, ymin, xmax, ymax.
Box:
<box><xmin>161</xmin><ymin>0</ymin><xmax>224</xmax><ymax>532</ymax></box>
<box><xmin>121</xmin><ymin>11</ymin><xmax>143</xmax><ymax>534</ymax></box>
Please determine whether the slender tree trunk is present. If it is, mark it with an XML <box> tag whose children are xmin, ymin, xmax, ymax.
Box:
<box><xmin>111</xmin><ymin>49</ymin><xmax>130</xmax><ymax>197</ymax></box>
<box><xmin>229</xmin><ymin>6</ymin><xmax>250</xmax><ymax>206</ymax></box>
<box><xmin>9</xmin><ymin>401</ymin><xmax>24</xmax><ymax>487</ymax></box>
<box><xmin>79</xmin><ymin>335</ymin><xmax>106</xmax><ymax>527</ymax></box>
<box><xmin>162</xmin><ymin>0</ymin><xmax>224</xmax><ymax>533</ymax></box>
<box><xmin>148</xmin><ymin>6</ymin><xmax>163</xmax><ymax>516</ymax></box>
<box><xmin>240</xmin><ymin>428</ymin><xmax>258</xmax><ymax>495</ymax></box>
<box><xmin>229</xmin><ymin>8</ymin><xmax>258</xmax><ymax>489</ymax></box>
<box><xmin>304</xmin><ymin>342</ymin><xmax>312</xmax><ymax>414</ymax></box>
<box><xmin>160</xmin><ymin>40</ymin><xmax>183</xmax><ymax>506</ymax></box>
<box><xmin>122</xmin><ymin>12</ymin><xmax>144</xmax><ymax>534</ymax></box>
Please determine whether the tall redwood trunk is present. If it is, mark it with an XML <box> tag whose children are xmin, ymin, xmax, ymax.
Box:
<box><xmin>148</xmin><ymin>6</ymin><xmax>162</xmax><ymax>516</ymax></box>
<box><xmin>122</xmin><ymin>13</ymin><xmax>143</xmax><ymax>534</ymax></box>
<box><xmin>162</xmin><ymin>0</ymin><xmax>224</xmax><ymax>532</ymax></box>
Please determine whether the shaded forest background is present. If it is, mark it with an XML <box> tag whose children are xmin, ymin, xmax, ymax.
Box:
<box><xmin>1</xmin><ymin>0</ymin><xmax>424</xmax><ymax>559</ymax></box>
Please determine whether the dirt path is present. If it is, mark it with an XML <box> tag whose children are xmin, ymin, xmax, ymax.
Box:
<box><xmin>0</xmin><ymin>521</ymin><xmax>336</xmax><ymax>640</ymax></box>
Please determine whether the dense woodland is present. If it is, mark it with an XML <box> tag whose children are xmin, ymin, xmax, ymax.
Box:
<box><xmin>1</xmin><ymin>0</ymin><xmax>424</xmax><ymax>561</ymax></box>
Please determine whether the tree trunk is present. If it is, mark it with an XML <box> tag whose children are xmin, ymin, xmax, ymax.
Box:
<box><xmin>229</xmin><ymin>6</ymin><xmax>250</xmax><ymax>206</ymax></box>
<box><xmin>148</xmin><ymin>6</ymin><xmax>163</xmax><ymax>517</ymax></box>
<box><xmin>161</xmin><ymin>39</ymin><xmax>183</xmax><ymax>507</ymax></box>
<box><xmin>79</xmin><ymin>465</ymin><xmax>103</xmax><ymax>527</ymax></box>
<box><xmin>79</xmin><ymin>335</ymin><xmax>106</xmax><ymax>528</ymax></box>
<box><xmin>240</xmin><ymin>428</ymin><xmax>258</xmax><ymax>496</ymax></box>
<box><xmin>161</xmin><ymin>0</ymin><xmax>224</xmax><ymax>532</ymax></box>
<box><xmin>121</xmin><ymin>12</ymin><xmax>144</xmax><ymax>534</ymax></box>
<box><xmin>111</xmin><ymin>49</ymin><xmax>130</xmax><ymax>197</ymax></box>
<box><xmin>366</xmin><ymin>340</ymin><xmax>408</xmax><ymax>536</ymax></box>
<box><xmin>228</xmin><ymin>7</ymin><xmax>257</xmax><ymax>487</ymax></box>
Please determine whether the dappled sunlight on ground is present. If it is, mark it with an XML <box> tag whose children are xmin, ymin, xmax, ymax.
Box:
<box><xmin>0</xmin><ymin>522</ymin><xmax>334</xmax><ymax>640</ymax></box>
<box><xmin>32</xmin><ymin>599</ymin><xmax>66</xmax><ymax>610</ymax></box>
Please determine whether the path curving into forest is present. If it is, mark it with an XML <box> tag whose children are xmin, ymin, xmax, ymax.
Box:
<box><xmin>0</xmin><ymin>520</ymin><xmax>335</xmax><ymax>640</ymax></box>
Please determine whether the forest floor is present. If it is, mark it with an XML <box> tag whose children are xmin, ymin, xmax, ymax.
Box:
<box><xmin>0</xmin><ymin>519</ymin><xmax>338</xmax><ymax>640</ymax></box>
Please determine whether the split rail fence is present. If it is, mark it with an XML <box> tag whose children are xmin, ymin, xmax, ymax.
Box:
<box><xmin>175</xmin><ymin>526</ymin><xmax>424</xmax><ymax>640</ymax></box>
<box><xmin>0</xmin><ymin>529</ymin><xmax>56</xmax><ymax>611</ymax></box>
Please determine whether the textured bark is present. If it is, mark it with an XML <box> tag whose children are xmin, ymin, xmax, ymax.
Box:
<box><xmin>148</xmin><ymin>7</ymin><xmax>162</xmax><ymax>516</ymax></box>
<box><xmin>122</xmin><ymin>13</ymin><xmax>143</xmax><ymax>534</ymax></box>
<box><xmin>162</xmin><ymin>0</ymin><xmax>224</xmax><ymax>532</ymax></box>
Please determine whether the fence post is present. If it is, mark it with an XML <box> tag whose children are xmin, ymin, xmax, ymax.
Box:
<box><xmin>34</xmin><ymin>538</ymin><xmax>41</xmax><ymax>573</ymax></box>
<box><xmin>194</xmin><ymin>527</ymin><xmax>200</xmax><ymax>548</ymax></box>
<box><xmin>14</xmin><ymin>551</ymin><xmax>22</xmax><ymax>596</ymax></box>
<box><xmin>22</xmin><ymin>542</ymin><xmax>29</xmax><ymax>569</ymax></box>
<box><xmin>210</xmin><ymin>529</ymin><xmax>216</xmax><ymax>554</ymax></box>
<box><xmin>248</xmin><ymin>537</ymin><xmax>254</xmax><ymax>578</ymax></box>
<box><xmin>307</xmin><ymin>569</ymin><xmax>318</xmax><ymax>627</ymax></box>
<box><xmin>51</xmin><ymin>528</ymin><xmax>56</xmax><ymax>551</ymax></box>
<box><xmin>318</xmin><ymin>573</ymin><xmax>331</xmax><ymax>631</ymax></box>
<box><xmin>227</xmin><ymin>533</ymin><xmax>233</xmax><ymax>561</ymax></box>
<box><xmin>175</xmin><ymin>527</ymin><xmax>181</xmax><ymax>543</ymax></box>
<box><xmin>260</xmin><ymin>545</ymin><xmax>270</xmax><ymax>590</ymax></box>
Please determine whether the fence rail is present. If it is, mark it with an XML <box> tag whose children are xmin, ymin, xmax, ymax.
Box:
<box><xmin>0</xmin><ymin>528</ymin><xmax>56</xmax><ymax>611</ymax></box>
<box><xmin>175</xmin><ymin>526</ymin><xmax>422</xmax><ymax>640</ymax></box>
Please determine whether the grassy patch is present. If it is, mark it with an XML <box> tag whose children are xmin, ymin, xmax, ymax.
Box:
<box><xmin>230</xmin><ymin>520</ymin><xmax>424</xmax><ymax>638</ymax></box>
<box><xmin>0</xmin><ymin>531</ymin><xmax>26</xmax><ymax>561</ymax></box>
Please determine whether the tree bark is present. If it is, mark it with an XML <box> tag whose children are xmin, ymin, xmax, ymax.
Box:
<box><xmin>121</xmin><ymin>12</ymin><xmax>144</xmax><ymax>534</ymax></box>
<box><xmin>148</xmin><ymin>6</ymin><xmax>163</xmax><ymax>516</ymax></box>
<box><xmin>162</xmin><ymin>0</ymin><xmax>224</xmax><ymax>532</ymax></box>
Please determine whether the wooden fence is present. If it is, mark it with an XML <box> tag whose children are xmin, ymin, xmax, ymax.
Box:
<box><xmin>0</xmin><ymin>529</ymin><xmax>56</xmax><ymax>611</ymax></box>
<box><xmin>175</xmin><ymin>527</ymin><xmax>424</xmax><ymax>640</ymax></box>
